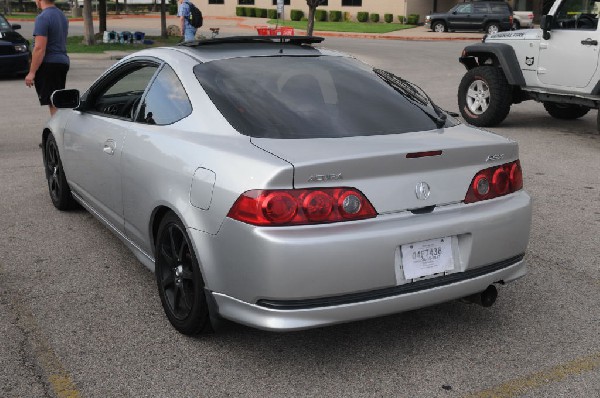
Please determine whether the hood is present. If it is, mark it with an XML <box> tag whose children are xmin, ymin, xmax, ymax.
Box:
<box><xmin>0</xmin><ymin>30</ymin><xmax>27</xmax><ymax>45</ymax></box>
<box><xmin>251</xmin><ymin>125</ymin><xmax>519</xmax><ymax>213</ymax></box>
<box><xmin>486</xmin><ymin>29</ymin><xmax>542</xmax><ymax>42</ymax></box>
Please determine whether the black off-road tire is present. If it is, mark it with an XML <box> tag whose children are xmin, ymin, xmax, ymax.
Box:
<box><xmin>543</xmin><ymin>102</ymin><xmax>590</xmax><ymax>120</ymax></box>
<box><xmin>458</xmin><ymin>66</ymin><xmax>512</xmax><ymax>127</ymax></box>
<box><xmin>155</xmin><ymin>211</ymin><xmax>212</xmax><ymax>335</ymax></box>
<box><xmin>43</xmin><ymin>134</ymin><xmax>77</xmax><ymax>210</ymax></box>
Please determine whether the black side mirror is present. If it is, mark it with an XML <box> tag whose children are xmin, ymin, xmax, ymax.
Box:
<box><xmin>541</xmin><ymin>15</ymin><xmax>553</xmax><ymax>40</ymax></box>
<box><xmin>11</xmin><ymin>24</ymin><xmax>21</xmax><ymax>30</ymax></box>
<box><xmin>51</xmin><ymin>89</ymin><xmax>81</xmax><ymax>109</ymax></box>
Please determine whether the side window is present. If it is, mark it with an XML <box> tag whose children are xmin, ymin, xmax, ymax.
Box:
<box><xmin>490</xmin><ymin>4</ymin><xmax>507</xmax><ymax>13</ymax></box>
<box><xmin>455</xmin><ymin>4</ymin><xmax>473</xmax><ymax>14</ymax></box>
<box><xmin>473</xmin><ymin>4</ymin><xmax>488</xmax><ymax>14</ymax></box>
<box><xmin>91</xmin><ymin>65</ymin><xmax>157</xmax><ymax>119</ymax></box>
<box><xmin>554</xmin><ymin>0</ymin><xmax>599</xmax><ymax>30</ymax></box>
<box><xmin>136</xmin><ymin>64</ymin><xmax>192</xmax><ymax>125</ymax></box>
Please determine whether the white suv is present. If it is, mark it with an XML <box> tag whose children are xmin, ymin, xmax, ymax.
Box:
<box><xmin>457</xmin><ymin>0</ymin><xmax>600</xmax><ymax>129</ymax></box>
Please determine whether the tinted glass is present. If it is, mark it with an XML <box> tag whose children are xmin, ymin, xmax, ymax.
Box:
<box><xmin>0</xmin><ymin>15</ymin><xmax>11</xmax><ymax>30</ymax></box>
<box><xmin>490</xmin><ymin>4</ymin><xmax>509</xmax><ymax>13</ymax></box>
<box><xmin>555</xmin><ymin>0</ymin><xmax>599</xmax><ymax>29</ymax></box>
<box><xmin>194</xmin><ymin>56</ymin><xmax>449</xmax><ymax>139</ymax></box>
<box><xmin>92</xmin><ymin>65</ymin><xmax>157</xmax><ymax>118</ymax></box>
<box><xmin>456</xmin><ymin>4</ymin><xmax>473</xmax><ymax>14</ymax></box>
<box><xmin>473</xmin><ymin>4</ymin><xmax>488</xmax><ymax>14</ymax></box>
<box><xmin>136</xmin><ymin>64</ymin><xmax>191</xmax><ymax>125</ymax></box>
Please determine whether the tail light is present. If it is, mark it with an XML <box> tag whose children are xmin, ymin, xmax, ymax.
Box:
<box><xmin>227</xmin><ymin>188</ymin><xmax>377</xmax><ymax>226</ymax></box>
<box><xmin>509</xmin><ymin>15</ymin><xmax>513</xmax><ymax>24</ymax></box>
<box><xmin>464</xmin><ymin>160</ymin><xmax>523</xmax><ymax>204</ymax></box>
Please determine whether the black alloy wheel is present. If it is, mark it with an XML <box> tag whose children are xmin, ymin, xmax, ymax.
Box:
<box><xmin>155</xmin><ymin>212</ymin><xmax>211</xmax><ymax>335</ymax></box>
<box><xmin>44</xmin><ymin>134</ymin><xmax>76</xmax><ymax>210</ymax></box>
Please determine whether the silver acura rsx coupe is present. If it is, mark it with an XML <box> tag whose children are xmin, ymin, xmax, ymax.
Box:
<box><xmin>44</xmin><ymin>36</ymin><xmax>531</xmax><ymax>335</ymax></box>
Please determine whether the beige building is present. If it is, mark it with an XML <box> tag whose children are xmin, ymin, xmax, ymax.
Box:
<box><xmin>196</xmin><ymin>1</ymin><xmax>539</xmax><ymax>23</ymax></box>
<box><xmin>196</xmin><ymin>0</ymin><xmax>459</xmax><ymax>23</ymax></box>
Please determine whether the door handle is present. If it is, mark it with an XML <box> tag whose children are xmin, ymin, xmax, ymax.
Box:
<box><xmin>581</xmin><ymin>38</ymin><xmax>598</xmax><ymax>46</ymax></box>
<box><xmin>103</xmin><ymin>139</ymin><xmax>116</xmax><ymax>155</ymax></box>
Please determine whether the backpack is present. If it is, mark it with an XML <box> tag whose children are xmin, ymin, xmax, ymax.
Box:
<box><xmin>188</xmin><ymin>3</ymin><xmax>203</xmax><ymax>29</ymax></box>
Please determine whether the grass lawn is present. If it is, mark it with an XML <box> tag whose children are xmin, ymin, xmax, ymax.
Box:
<box><xmin>266</xmin><ymin>20</ymin><xmax>414</xmax><ymax>33</ymax></box>
<box><xmin>5</xmin><ymin>13</ymin><xmax>41</xmax><ymax>20</ymax></box>
<box><xmin>67</xmin><ymin>35</ymin><xmax>181</xmax><ymax>53</ymax></box>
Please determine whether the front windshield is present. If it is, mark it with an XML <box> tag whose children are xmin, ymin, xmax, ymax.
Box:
<box><xmin>194</xmin><ymin>56</ymin><xmax>455</xmax><ymax>139</ymax></box>
<box><xmin>0</xmin><ymin>15</ymin><xmax>10</xmax><ymax>31</ymax></box>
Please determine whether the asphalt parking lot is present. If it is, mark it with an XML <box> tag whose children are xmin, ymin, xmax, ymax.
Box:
<box><xmin>0</xmin><ymin>35</ymin><xmax>599</xmax><ymax>398</ymax></box>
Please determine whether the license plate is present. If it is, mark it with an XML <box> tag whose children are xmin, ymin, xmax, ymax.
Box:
<box><xmin>401</xmin><ymin>237</ymin><xmax>454</xmax><ymax>280</ymax></box>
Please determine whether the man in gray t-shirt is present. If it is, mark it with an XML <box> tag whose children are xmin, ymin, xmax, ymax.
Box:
<box><xmin>25</xmin><ymin>0</ymin><xmax>69</xmax><ymax>117</ymax></box>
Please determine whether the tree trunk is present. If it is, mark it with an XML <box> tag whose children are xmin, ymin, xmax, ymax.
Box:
<box><xmin>160</xmin><ymin>0</ymin><xmax>168</xmax><ymax>39</ymax></box>
<box><xmin>83</xmin><ymin>0</ymin><xmax>95</xmax><ymax>45</ymax></box>
<box><xmin>115</xmin><ymin>0</ymin><xmax>120</xmax><ymax>15</ymax></box>
<box><xmin>98</xmin><ymin>0</ymin><xmax>107</xmax><ymax>33</ymax></box>
<box><xmin>124</xmin><ymin>0</ymin><xmax>128</xmax><ymax>14</ymax></box>
<box><xmin>306</xmin><ymin>6</ymin><xmax>316</xmax><ymax>36</ymax></box>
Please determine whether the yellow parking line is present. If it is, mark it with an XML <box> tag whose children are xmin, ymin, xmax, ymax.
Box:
<box><xmin>464</xmin><ymin>352</ymin><xmax>600</xmax><ymax>398</ymax></box>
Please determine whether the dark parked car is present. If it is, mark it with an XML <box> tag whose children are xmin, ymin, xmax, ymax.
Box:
<box><xmin>0</xmin><ymin>14</ymin><xmax>31</xmax><ymax>76</ymax></box>
<box><xmin>425</xmin><ymin>1</ymin><xmax>513</xmax><ymax>35</ymax></box>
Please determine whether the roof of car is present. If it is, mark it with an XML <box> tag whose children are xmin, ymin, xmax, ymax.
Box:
<box><xmin>168</xmin><ymin>36</ymin><xmax>340</xmax><ymax>63</ymax></box>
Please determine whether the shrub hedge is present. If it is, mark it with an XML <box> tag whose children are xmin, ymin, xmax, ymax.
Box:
<box><xmin>290</xmin><ymin>9</ymin><xmax>304</xmax><ymax>21</ymax></box>
<box><xmin>384</xmin><ymin>13</ymin><xmax>393</xmax><ymax>23</ymax></box>
<box><xmin>357</xmin><ymin>12</ymin><xmax>369</xmax><ymax>22</ymax></box>
<box><xmin>329</xmin><ymin>10</ymin><xmax>342</xmax><ymax>22</ymax></box>
<box><xmin>315</xmin><ymin>9</ymin><xmax>327</xmax><ymax>22</ymax></box>
<box><xmin>369</xmin><ymin>13</ymin><xmax>379</xmax><ymax>23</ymax></box>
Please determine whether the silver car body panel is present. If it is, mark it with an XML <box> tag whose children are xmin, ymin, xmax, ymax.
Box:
<box><xmin>189</xmin><ymin>191</ymin><xmax>531</xmax><ymax>304</ymax></box>
<box><xmin>46</xmin><ymin>42</ymin><xmax>532</xmax><ymax>331</ymax></box>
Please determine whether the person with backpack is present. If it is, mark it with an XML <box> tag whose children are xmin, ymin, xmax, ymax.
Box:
<box><xmin>178</xmin><ymin>0</ymin><xmax>202</xmax><ymax>42</ymax></box>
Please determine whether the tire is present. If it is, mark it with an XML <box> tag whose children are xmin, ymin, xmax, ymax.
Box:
<box><xmin>512</xmin><ymin>20</ymin><xmax>520</xmax><ymax>30</ymax></box>
<box><xmin>432</xmin><ymin>21</ymin><xmax>447</xmax><ymax>33</ymax></box>
<box><xmin>486</xmin><ymin>22</ymin><xmax>500</xmax><ymax>34</ymax></box>
<box><xmin>155</xmin><ymin>211</ymin><xmax>212</xmax><ymax>335</ymax></box>
<box><xmin>458</xmin><ymin>66</ymin><xmax>512</xmax><ymax>127</ymax></box>
<box><xmin>43</xmin><ymin>134</ymin><xmax>77</xmax><ymax>210</ymax></box>
<box><xmin>543</xmin><ymin>102</ymin><xmax>590</xmax><ymax>120</ymax></box>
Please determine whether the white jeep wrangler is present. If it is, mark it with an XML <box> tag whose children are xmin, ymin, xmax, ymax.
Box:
<box><xmin>458</xmin><ymin>0</ymin><xmax>600</xmax><ymax>130</ymax></box>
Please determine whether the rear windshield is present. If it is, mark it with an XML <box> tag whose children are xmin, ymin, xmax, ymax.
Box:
<box><xmin>194</xmin><ymin>56</ymin><xmax>453</xmax><ymax>139</ymax></box>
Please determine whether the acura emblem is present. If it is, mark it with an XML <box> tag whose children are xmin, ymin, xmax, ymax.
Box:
<box><xmin>415</xmin><ymin>182</ymin><xmax>431</xmax><ymax>200</ymax></box>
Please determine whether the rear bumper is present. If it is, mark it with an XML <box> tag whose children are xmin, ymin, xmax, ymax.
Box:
<box><xmin>210</xmin><ymin>255</ymin><xmax>526</xmax><ymax>331</ymax></box>
<box><xmin>189</xmin><ymin>191</ymin><xmax>531</xmax><ymax>330</ymax></box>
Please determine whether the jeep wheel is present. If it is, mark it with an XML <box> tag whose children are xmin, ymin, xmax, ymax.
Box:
<box><xmin>486</xmin><ymin>23</ymin><xmax>500</xmax><ymax>34</ymax></box>
<box><xmin>512</xmin><ymin>20</ymin><xmax>520</xmax><ymax>30</ymax></box>
<box><xmin>543</xmin><ymin>102</ymin><xmax>590</xmax><ymax>120</ymax></box>
<box><xmin>432</xmin><ymin>21</ymin><xmax>447</xmax><ymax>33</ymax></box>
<box><xmin>458</xmin><ymin>66</ymin><xmax>512</xmax><ymax>127</ymax></box>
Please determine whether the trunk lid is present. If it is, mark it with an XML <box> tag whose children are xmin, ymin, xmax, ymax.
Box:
<box><xmin>251</xmin><ymin>125</ymin><xmax>518</xmax><ymax>213</ymax></box>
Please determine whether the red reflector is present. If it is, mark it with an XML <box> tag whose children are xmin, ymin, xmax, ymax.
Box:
<box><xmin>406</xmin><ymin>150</ymin><xmax>443</xmax><ymax>159</ymax></box>
<box><xmin>228</xmin><ymin>188</ymin><xmax>377</xmax><ymax>226</ymax></box>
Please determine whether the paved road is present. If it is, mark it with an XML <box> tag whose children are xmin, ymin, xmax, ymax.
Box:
<box><xmin>1</xmin><ymin>38</ymin><xmax>599</xmax><ymax>398</ymax></box>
